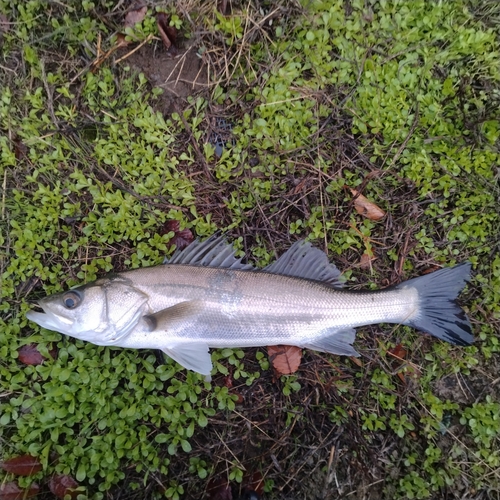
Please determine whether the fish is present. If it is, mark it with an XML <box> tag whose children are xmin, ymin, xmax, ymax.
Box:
<box><xmin>26</xmin><ymin>235</ymin><xmax>474</xmax><ymax>376</ymax></box>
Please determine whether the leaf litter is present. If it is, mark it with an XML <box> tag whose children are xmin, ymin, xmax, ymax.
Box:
<box><xmin>17</xmin><ymin>343</ymin><xmax>57</xmax><ymax>365</ymax></box>
<box><xmin>159</xmin><ymin>220</ymin><xmax>194</xmax><ymax>251</ymax></box>
<box><xmin>49</xmin><ymin>474</ymin><xmax>80</xmax><ymax>500</ymax></box>
<box><xmin>124</xmin><ymin>4</ymin><xmax>147</xmax><ymax>28</ymax></box>
<box><xmin>349</xmin><ymin>187</ymin><xmax>386</xmax><ymax>221</ymax></box>
<box><xmin>0</xmin><ymin>455</ymin><xmax>42</xmax><ymax>476</ymax></box>
<box><xmin>156</xmin><ymin>12</ymin><xmax>179</xmax><ymax>56</ymax></box>
<box><xmin>0</xmin><ymin>481</ymin><xmax>39</xmax><ymax>500</ymax></box>
<box><xmin>267</xmin><ymin>345</ymin><xmax>302</xmax><ymax>375</ymax></box>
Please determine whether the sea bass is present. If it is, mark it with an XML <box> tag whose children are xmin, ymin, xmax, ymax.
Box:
<box><xmin>26</xmin><ymin>236</ymin><xmax>473</xmax><ymax>376</ymax></box>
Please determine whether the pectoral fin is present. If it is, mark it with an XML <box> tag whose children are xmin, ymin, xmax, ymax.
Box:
<box><xmin>302</xmin><ymin>328</ymin><xmax>359</xmax><ymax>357</ymax></box>
<box><xmin>142</xmin><ymin>302</ymin><xmax>213</xmax><ymax>377</ymax></box>
<box><xmin>162</xmin><ymin>343</ymin><xmax>213</xmax><ymax>377</ymax></box>
<box><xmin>143</xmin><ymin>301</ymin><xmax>205</xmax><ymax>331</ymax></box>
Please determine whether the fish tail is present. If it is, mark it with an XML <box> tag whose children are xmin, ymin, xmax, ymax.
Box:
<box><xmin>398</xmin><ymin>262</ymin><xmax>474</xmax><ymax>346</ymax></box>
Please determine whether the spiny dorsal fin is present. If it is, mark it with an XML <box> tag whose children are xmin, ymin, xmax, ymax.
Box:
<box><xmin>166</xmin><ymin>236</ymin><xmax>344</xmax><ymax>286</ymax></box>
<box><xmin>165</xmin><ymin>235</ymin><xmax>254</xmax><ymax>270</ymax></box>
<box><xmin>264</xmin><ymin>240</ymin><xmax>344</xmax><ymax>287</ymax></box>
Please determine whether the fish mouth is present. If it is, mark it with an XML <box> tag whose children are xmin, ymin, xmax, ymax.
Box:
<box><xmin>26</xmin><ymin>303</ymin><xmax>73</xmax><ymax>333</ymax></box>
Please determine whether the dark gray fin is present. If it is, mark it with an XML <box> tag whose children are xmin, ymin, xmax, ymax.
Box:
<box><xmin>162</xmin><ymin>343</ymin><xmax>212</xmax><ymax>377</ymax></box>
<box><xmin>264</xmin><ymin>240</ymin><xmax>344</xmax><ymax>287</ymax></box>
<box><xmin>301</xmin><ymin>328</ymin><xmax>359</xmax><ymax>357</ymax></box>
<box><xmin>398</xmin><ymin>262</ymin><xmax>473</xmax><ymax>346</ymax></box>
<box><xmin>164</xmin><ymin>235</ymin><xmax>254</xmax><ymax>270</ymax></box>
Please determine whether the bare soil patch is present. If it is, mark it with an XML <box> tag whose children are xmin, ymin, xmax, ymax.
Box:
<box><xmin>120</xmin><ymin>40</ymin><xmax>208</xmax><ymax>115</ymax></box>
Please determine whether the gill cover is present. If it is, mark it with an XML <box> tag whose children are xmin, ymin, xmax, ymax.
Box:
<box><xmin>27</xmin><ymin>277</ymin><xmax>149</xmax><ymax>345</ymax></box>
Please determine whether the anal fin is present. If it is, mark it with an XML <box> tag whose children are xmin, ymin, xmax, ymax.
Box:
<box><xmin>302</xmin><ymin>328</ymin><xmax>359</xmax><ymax>357</ymax></box>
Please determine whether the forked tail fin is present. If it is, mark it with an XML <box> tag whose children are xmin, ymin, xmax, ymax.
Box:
<box><xmin>397</xmin><ymin>263</ymin><xmax>473</xmax><ymax>346</ymax></box>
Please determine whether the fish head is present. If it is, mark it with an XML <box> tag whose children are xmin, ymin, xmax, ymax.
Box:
<box><xmin>26</xmin><ymin>277</ymin><xmax>149</xmax><ymax>345</ymax></box>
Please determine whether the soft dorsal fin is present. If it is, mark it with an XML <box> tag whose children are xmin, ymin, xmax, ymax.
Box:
<box><xmin>264</xmin><ymin>240</ymin><xmax>344</xmax><ymax>287</ymax></box>
<box><xmin>165</xmin><ymin>235</ymin><xmax>254</xmax><ymax>270</ymax></box>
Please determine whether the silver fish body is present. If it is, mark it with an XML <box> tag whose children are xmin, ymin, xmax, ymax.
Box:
<box><xmin>26</xmin><ymin>236</ymin><xmax>473</xmax><ymax>376</ymax></box>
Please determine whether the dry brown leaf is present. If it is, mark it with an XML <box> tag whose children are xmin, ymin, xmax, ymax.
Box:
<box><xmin>159</xmin><ymin>220</ymin><xmax>194</xmax><ymax>251</ymax></box>
<box><xmin>207</xmin><ymin>477</ymin><xmax>232</xmax><ymax>500</ymax></box>
<box><xmin>349</xmin><ymin>356</ymin><xmax>363</xmax><ymax>367</ymax></box>
<box><xmin>124</xmin><ymin>5</ymin><xmax>147</xmax><ymax>28</ymax></box>
<box><xmin>268</xmin><ymin>345</ymin><xmax>302</xmax><ymax>375</ymax></box>
<box><xmin>389</xmin><ymin>344</ymin><xmax>407</xmax><ymax>361</ymax></box>
<box><xmin>223</xmin><ymin>375</ymin><xmax>233</xmax><ymax>388</ymax></box>
<box><xmin>18</xmin><ymin>343</ymin><xmax>56</xmax><ymax>365</ymax></box>
<box><xmin>0</xmin><ymin>13</ymin><xmax>10</xmax><ymax>34</ymax></box>
<box><xmin>49</xmin><ymin>474</ymin><xmax>80</xmax><ymax>500</ymax></box>
<box><xmin>421</xmin><ymin>265</ymin><xmax>440</xmax><ymax>275</ymax></box>
<box><xmin>388</xmin><ymin>344</ymin><xmax>408</xmax><ymax>384</ymax></box>
<box><xmin>244</xmin><ymin>470</ymin><xmax>264</xmax><ymax>496</ymax></box>
<box><xmin>156</xmin><ymin>13</ymin><xmax>178</xmax><ymax>55</ymax></box>
<box><xmin>0</xmin><ymin>13</ymin><xmax>9</xmax><ymax>48</ymax></box>
<box><xmin>115</xmin><ymin>33</ymin><xmax>129</xmax><ymax>47</ymax></box>
<box><xmin>359</xmin><ymin>251</ymin><xmax>376</xmax><ymax>269</ymax></box>
<box><xmin>1</xmin><ymin>455</ymin><xmax>42</xmax><ymax>476</ymax></box>
<box><xmin>0</xmin><ymin>481</ymin><xmax>40</xmax><ymax>500</ymax></box>
<box><xmin>349</xmin><ymin>188</ymin><xmax>385</xmax><ymax>221</ymax></box>
<box><xmin>217</xmin><ymin>0</ymin><xmax>232</xmax><ymax>15</ymax></box>
<box><xmin>233</xmin><ymin>392</ymin><xmax>244</xmax><ymax>404</ymax></box>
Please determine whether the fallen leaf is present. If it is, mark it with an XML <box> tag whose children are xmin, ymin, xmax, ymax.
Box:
<box><xmin>18</xmin><ymin>343</ymin><xmax>56</xmax><ymax>365</ymax></box>
<box><xmin>0</xmin><ymin>482</ymin><xmax>40</xmax><ymax>500</ymax></box>
<box><xmin>389</xmin><ymin>344</ymin><xmax>407</xmax><ymax>361</ymax></box>
<box><xmin>0</xmin><ymin>13</ymin><xmax>10</xmax><ymax>34</ymax></box>
<box><xmin>349</xmin><ymin>356</ymin><xmax>363</xmax><ymax>368</ymax></box>
<box><xmin>207</xmin><ymin>477</ymin><xmax>232</xmax><ymax>500</ymax></box>
<box><xmin>171</xmin><ymin>228</ymin><xmax>194</xmax><ymax>249</ymax></box>
<box><xmin>244</xmin><ymin>471</ymin><xmax>264</xmax><ymax>496</ymax></box>
<box><xmin>13</xmin><ymin>136</ymin><xmax>27</xmax><ymax>160</ymax></box>
<box><xmin>160</xmin><ymin>220</ymin><xmax>194</xmax><ymax>251</ymax></box>
<box><xmin>160</xmin><ymin>219</ymin><xmax>180</xmax><ymax>234</ymax></box>
<box><xmin>115</xmin><ymin>33</ymin><xmax>129</xmax><ymax>47</ymax></box>
<box><xmin>388</xmin><ymin>344</ymin><xmax>408</xmax><ymax>384</ymax></box>
<box><xmin>359</xmin><ymin>251</ymin><xmax>376</xmax><ymax>269</ymax></box>
<box><xmin>1</xmin><ymin>455</ymin><xmax>42</xmax><ymax>477</ymax></box>
<box><xmin>18</xmin><ymin>344</ymin><xmax>44</xmax><ymax>365</ymax></box>
<box><xmin>421</xmin><ymin>265</ymin><xmax>440</xmax><ymax>275</ymax></box>
<box><xmin>156</xmin><ymin>12</ymin><xmax>178</xmax><ymax>55</ymax></box>
<box><xmin>232</xmin><ymin>392</ymin><xmax>244</xmax><ymax>404</ymax></box>
<box><xmin>267</xmin><ymin>345</ymin><xmax>302</xmax><ymax>375</ymax></box>
<box><xmin>49</xmin><ymin>474</ymin><xmax>80</xmax><ymax>499</ymax></box>
<box><xmin>349</xmin><ymin>188</ymin><xmax>385</xmax><ymax>221</ymax></box>
<box><xmin>124</xmin><ymin>5</ymin><xmax>147</xmax><ymax>28</ymax></box>
<box><xmin>217</xmin><ymin>0</ymin><xmax>232</xmax><ymax>15</ymax></box>
<box><xmin>291</xmin><ymin>177</ymin><xmax>308</xmax><ymax>195</ymax></box>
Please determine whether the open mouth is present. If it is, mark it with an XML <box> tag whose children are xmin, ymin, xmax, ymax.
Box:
<box><xmin>26</xmin><ymin>304</ymin><xmax>72</xmax><ymax>332</ymax></box>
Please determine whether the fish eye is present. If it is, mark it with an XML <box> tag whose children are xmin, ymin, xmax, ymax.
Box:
<box><xmin>62</xmin><ymin>291</ymin><xmax>82</xmax><ymax>309</ymax></box>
